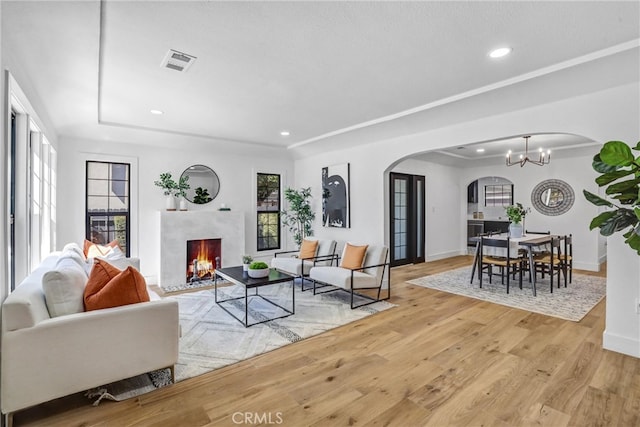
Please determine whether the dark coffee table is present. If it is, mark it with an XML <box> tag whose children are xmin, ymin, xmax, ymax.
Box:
<box><xmin>214</xmin><ymin>266</ymin><xmax>295</xmax><ymax>327</ymax></box>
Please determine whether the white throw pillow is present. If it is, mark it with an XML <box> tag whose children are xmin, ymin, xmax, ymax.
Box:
<box><xmin>62</xmin><ymin>242</ymin><xmax>86</xmax><ymax>261</ymax></box>
<box><xmin>58</xmin><ymin>249</ymin><xmax>90</xmax><ymax>271</ymax></box>
<box><xmin>42</xmin><ymin>258</ymin><xmax>89</xmax><ymax>317</ymax></box>
<box><xmin>89</xmin><ymin>246</ymin><xmax>133</xmax><ymax>271</ymax></box>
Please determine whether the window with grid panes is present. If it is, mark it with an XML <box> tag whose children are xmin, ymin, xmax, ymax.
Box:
<box><xmin>86</xmin><ymin>161</ymin><xmax>131</xmax><ymax>256</ymax></box>
<box><xmin>256</xmin><ymin>173</ymin><xmax>281</xmax><ymax>251</ymax></box>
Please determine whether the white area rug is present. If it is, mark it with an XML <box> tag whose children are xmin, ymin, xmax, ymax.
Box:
<box><xmin>173</xmin><ymin>282</ymin><xmax>394</xmax><ymax>381</ymax></box>
<box><xmin>88</xmin><ymin>281</ymin><xmax>394</xmax><ymax>403</ymax></box>
<box><xmin>408</xmin><ymin>267</ymin><xmax>605</xmax><ymax>322</ymax></box>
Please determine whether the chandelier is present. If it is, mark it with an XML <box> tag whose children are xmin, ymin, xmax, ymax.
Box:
<box><xmin>506</xmin><ymin>135</ymin><xmax>551</xmax><ymax>167</ymax></box>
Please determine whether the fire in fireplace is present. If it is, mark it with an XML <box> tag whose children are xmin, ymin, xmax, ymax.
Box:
<box><xmin>186</xmin><ymin>238</ymin><xmax>221</xmax><ymax>283</ymax></box>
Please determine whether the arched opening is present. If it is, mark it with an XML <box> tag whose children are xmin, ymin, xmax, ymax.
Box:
<box><xmin>383</xmin><ymin>132</ymin><xmax>602</xmax><ymax>267</ymax></box>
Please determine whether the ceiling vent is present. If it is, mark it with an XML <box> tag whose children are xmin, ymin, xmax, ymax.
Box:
<box><xmin>161</xmin><ymin>49</ymin><xmax>197</xmax><ymax>72</ymax></box>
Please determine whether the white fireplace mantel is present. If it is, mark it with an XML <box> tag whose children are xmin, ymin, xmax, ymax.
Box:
<box><xmin>157</xmin><ymin>210</ymin><xmax>244</xmax><ymax>288</ymax></box>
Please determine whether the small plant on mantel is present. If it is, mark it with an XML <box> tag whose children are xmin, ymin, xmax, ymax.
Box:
<box><xmin>154</xmin><ymin>172</ymin><xmax>177</xmax><ymax>196</ymax></box>
<box><xmin>174</xmin><ymin>175</ymin><xmax>190</xmax><ymax>198</ymax></box>
<box><xmin>193</xmin><ymin>187</ymin><xmax>213</xmax><ymax>204</ymax></box>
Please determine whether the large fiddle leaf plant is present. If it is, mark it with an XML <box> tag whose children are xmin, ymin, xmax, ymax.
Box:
<box><xmin>583</xmin><ymin>140</ymin><xmax>640</xmax><ymax>254</ymax></box>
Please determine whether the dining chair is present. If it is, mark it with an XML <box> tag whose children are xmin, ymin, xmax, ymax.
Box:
<box><xmin>521</xmin><ymin>229</ymin><xmax>552</xmax><ymax>273</ymax></box>
<box><xmin>532</xmin><ymin>237</ymin><xmax>566</xmax><ymax>292</ymax></box>
<box><xmin>479</xmin><ymin>236</ymin><xmax>524</xmax><ymax>293</ymax></box>
<box><xmin>469</xmin><ymin>231</ymin><xmax>495</xmax><ymax>284</ymax></box>
<box><xmin>560</xmin><ymin>234</ymin><xmax>573</xmax><ymax>283</ymax></box>
<box><xmin>525</xmin><ymin>230</ymin><xmax>550</xmax><ymax>235</ymax></box>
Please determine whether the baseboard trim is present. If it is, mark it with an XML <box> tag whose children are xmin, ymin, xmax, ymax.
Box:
<box><xmin>603</xmin><ymin>330</ymin><xmax>640</xmax><ymax>358</ymax></box>
<box><xmin>426</xmin><ymin>251</ymin><xmax>464</xmax><ymax>262</ymax></box>
<box><xmin>573</xmin><ymin>262</ymin><xmax>601</xmax><ymax>272</ymax></box>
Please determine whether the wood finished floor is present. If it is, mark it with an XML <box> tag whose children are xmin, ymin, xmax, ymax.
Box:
<box><xmin>15</xmin><ymin>256</ymin><xmax>640</xmax><ymax>427</ymax></box>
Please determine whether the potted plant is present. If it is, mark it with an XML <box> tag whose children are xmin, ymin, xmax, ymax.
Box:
<box><xmin>174</xmin><ymin>175</ymin><xmax>190</xmax><ymax>211</ymax></box>
<box><xmin>584</xmin><ymin>140</ymin><xmax>640</xmax><ymax>254</ymax></box>
<box><xmin>154</xmin><ymin>172</ymin><xmax>178</xmax><ymax>210</ymax></box>
<box><xmin>247</xmin><ymin>261</ymin><xmax>270</xmax><ymax>278</ymax></box>
<box><xmin>281</xmin><ymin>187</ymin><xmax>315</xmax><ymax>247</ymax></box>
<box><xmin>505</xmin><ymin>203</ymin><xmax>530</xmax><ymax>238</ymax></box>
<box><xmin>242</xmin><ymin>255</ymin><xmax>253</xmax><ymax>271</ymax></box>
<box><xmin>193</xmin><ymin>187</ymin><xmax>213</xmax><ymax>204</ymax></box>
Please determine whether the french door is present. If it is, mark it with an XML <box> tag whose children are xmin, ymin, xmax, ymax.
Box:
<box><xmin>390</xmin><ymin>173</ymin><xmax>425</xmax><ymax>267</ymax></box>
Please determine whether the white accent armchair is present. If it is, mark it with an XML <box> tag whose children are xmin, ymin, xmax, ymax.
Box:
<box><xmin>309</xmin><ymin>245</ymin><xmax>390</xmax><ymax>308</ymax></box>
<box><xmin>271</xmin><ymin>239</ymin><xmax>337</xmax><ymax>290</ymax></box>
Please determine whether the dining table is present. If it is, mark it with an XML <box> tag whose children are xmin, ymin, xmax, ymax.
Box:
<box><xmin>470</xmin><ymin>233</ymin><xmax>561</xmax><ymax>296</ymax></box>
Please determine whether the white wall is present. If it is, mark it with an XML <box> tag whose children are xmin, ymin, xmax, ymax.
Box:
<box><xmin>294</xmin><ymin>82</ymin><xmax>639</xmax><ymax>358</ymax></box>
<box><xmin>57</xmin><ymin>137</ymin><xmax>294</xmax><ymax>283</ymax></box>
<box><xmin>391</xmin><ymin>158</ymin><xmax>462</xmax><ymax>261</ymax></box>
<box><xmin>0</xmin><ymin>0</ymin><xmax>6</xmax><ymax>304</ymax></box>
<box><xmin>604</xmin><ymin>233</ymin><xmax>640</xmax><ymax>358</ymax></box>
<box><xmin>458</xmin><ymin>154</ymin><xmax>601</xmax><ymax>271</ymax></box>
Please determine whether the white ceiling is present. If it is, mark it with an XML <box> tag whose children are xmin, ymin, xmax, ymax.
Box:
<box><xmin>2</xmin><ymin>1</ymin><xmax>639</xmax><ymax>161</ymax></box>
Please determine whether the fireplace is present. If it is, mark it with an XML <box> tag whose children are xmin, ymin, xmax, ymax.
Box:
<box><xmin>186</xmin><ymin>238</ymin><xmax>221</xmax><ymax>283</ymax></box>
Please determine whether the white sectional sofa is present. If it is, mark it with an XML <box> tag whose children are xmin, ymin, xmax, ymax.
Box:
<box><xmin>1</xmin><ymin>249</ymin><xmax>180</xmax><ymax>424</ymax></box>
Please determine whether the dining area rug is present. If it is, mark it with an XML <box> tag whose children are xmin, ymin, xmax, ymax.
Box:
<box><xmin>408</xmin><ymin>267</ymin><xmax>605</xmax><ymax>322</ymax></box>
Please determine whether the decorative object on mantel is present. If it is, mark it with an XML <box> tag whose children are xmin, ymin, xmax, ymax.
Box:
<box><xmin>531</xmin><ymin>179</ymin><xmax>574</xmax><ymax>216</ymax></box>
<box><xmin>175</xmin><ymin>175</ymin><xmax>190</xmax><ymax>211</ymax></box>
<box><xmin>505</xmin><ymin>202</ymin><xmax>530</xmax><ymax>238</ymax></box>
<box><xmin>506</xmin><ymin>135</ymin><xmax>551</xmax><ymax>167</ymax></box>
<box><xmin>219</xmin><ymin>203</ymin><xmax>231</xmax><ymax>211</ymax></box>
<box><xmin>193</xmin><ymin>187</ymin><xmax>213</xmax><ymax>204</ymax></box>
<box><xmin>281</xmin><ymin>187</ymin><xmax>315</xmax><ymax>246</ymax></box>
<box><xmin>322</xmin><ymin>163</ymin><xmax>350</xmax><ymax>227</ymax></box>
<box><xmin>584</xmin><ymin>139</ymin><xmax>640</xmax><ymax>254</ymax></box>
<box><xmin>242</xmin><ymin>255</ymin><xmax>253</xmax><ymax>271</ymax></box>
<box><xmin>180</xmin><ymin>164</ymin><xmax>220</xmax><ymax>205</ymax></box>
<box><xmin>247</xmin><ymin>261</ymin><xmax>269</xmax><ymax>278</ymax></box>
<box><xmin>154</xmin><ymin>172</ymin><xmax>178</xmax><ymax>211</ymax></box>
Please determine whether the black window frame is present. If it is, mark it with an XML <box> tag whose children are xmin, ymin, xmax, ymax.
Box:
<box><xmin>484</xmin><ymin>184</ymin><xmax>514</xmax><ymax>207</ymax></box>
<box><xmin>85</xmin><ymin>161</ymin><xmax>131</xmax><ymax>256</ymax></box>
<box><xmin>256</xmin><ymin>173</ymin><xmax>281</xmax><ymax>251</ymax></box>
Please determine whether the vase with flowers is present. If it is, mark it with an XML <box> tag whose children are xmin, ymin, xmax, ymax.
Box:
<box><xmin>505</xmin><ymin>203</ymin><xmax>530</xmax><ymax>238</ymax></box>
<box><xmin>174</xmin><ymin>175</ymin><xmax>190</xmax><ymax>211</ymax></box>
<box><xmin>154</xmin><ymin>172</ymin><xmax>178</xmax><ymax>211</ymax></box>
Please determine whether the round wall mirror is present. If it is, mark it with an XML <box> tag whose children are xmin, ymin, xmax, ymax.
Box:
<box><xmin>540</xmin><ymin>188</ymin><xmax>564</xmax><ymax>208</ymax></box>
<box><xmin>531</xmin><ymin>179</ymin><xmax>574</xmax><ymax>216</ymax></box>
<box><xmin>180</xmin><ymin>165</ymin><xmax>220</xmax><ymax>204</ymax></box>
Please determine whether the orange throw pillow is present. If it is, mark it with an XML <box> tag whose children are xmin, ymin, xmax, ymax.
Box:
<box><xmin>84</xmin><ymin>259</ymin><xmax>150</xmax><ymax>311</ymax></box>
<box><xmin>299</xmin><ymin>239</ymin><xmax>319</xmax><ymax>259</ymax></box>
<box><xmin>340</xmin><ymin>243</ymin><xmax>368</xmax><ymax>270</ymax></box>
<box><xmin>83</xmin><ymin>239</ymin><xmax>119</xmax><ymax>258</ymax></box>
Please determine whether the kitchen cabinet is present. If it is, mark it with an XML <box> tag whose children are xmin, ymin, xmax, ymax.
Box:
<box><xmin>467</xmin><ymin>219</ymin><xmax>509</xmax><ymax>247</ymax></box>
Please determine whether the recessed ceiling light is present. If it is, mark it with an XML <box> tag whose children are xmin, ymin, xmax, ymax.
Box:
<box><xmin>476</xmin><ymin>148</ymin><xmax>485</xmax><ymax>153</ymax></box>
<box><xmin>489</xmin><ymin>47</ymin><xmax>512</xmax><ymax>58</ymax></box>
<box><xmin>150</xmin><ymin>109</ymin><xmax>164</xmax><ymax>115</ymax></box>
<box><xmin>280</xmin><ymin>130</ymin><xmax>290</xmax><ymax>137</ymax></box>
